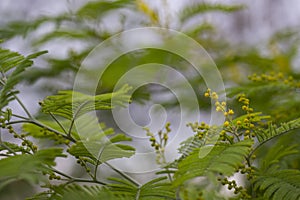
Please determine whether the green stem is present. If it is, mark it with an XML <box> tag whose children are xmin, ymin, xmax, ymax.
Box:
<box><xmin>66</xmin><ymin>178</ymin><xmax>107</xmax><ymax>185</ymax></box>
<box><xmin>49</xmin><ymin>112</ymin><xmax>68</xmax><ymax>135</ymax></box>
<box><xmin>247</xmin><ymin>127</ymin><xmax>298</xmax><ymax>162</ymax></box>
<box><xmin>11</xmin><ymin>113</ymin><xmax>28</xmax><ymax>120</ymax></box>
<box><xmin>94</xmin><ymin>148</ymin><xmax>104</xmax><ymax>181</ymax></box>
<box><xmin>14</xmin><ymin>95</ymin><xmax>33</xmax><ymax>119</ymax></box>
<box><xmin>52</xmin><ymin>168</ymin><xmax>107</xmax><ymax>186</ymax></box>
<box><xmin>32</xmin><ymin>119</ymin><xmax>76</xmax><ymax>142</ymax></box>
<box><xmin>104</xmin><ymin>161</ymin><xmax>140</xmax><ymax>186</ymax></box>
<box><xmin>67</xmin><ymin>100</ymin><xmax>89</xmax><ymax>137</ymax></box>
<box><xmin>6</xmin><ymin>119</ymin><xmax>76</xmax><ymax>143</ymax></box>
<box><xmin>52</xmin><ymin>168</ymin><xmax>72</xmax><ymax>179</ymax></box>
<box><xmin>0</xmin><ymin>129</ymin><xmax>17</xmax><ymax>155</ymax></box>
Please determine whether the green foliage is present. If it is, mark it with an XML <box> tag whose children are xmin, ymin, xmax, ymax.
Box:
<box><xmin>174</xmin><ymin>140</ymin><xmax>253</xmax><ymax>186</ymax></box>
<box><xmin>0</xmin><ymin>1</ymin><xmax>300</xmax><ymax>199</ymax></box>
<box><xmin>180</xmin><ymin>2</ymin><xmax>245</xmax><ymax>23</ymax></box>
<box><xmin>68</xmin><ymin>135</ymin><xmax>135</xmax><ymax>164</ymax></box>
<box><xmin>76</xmin><ymin>0</ymin><xmax>134</xmax><ymax>20</ymax></box>
<box><xmin>40</xmin><ymin>84</ymin><xmax>132</xmax><ymax>120</ymax></box>
<box><xmin>253</xmin><ymin>169</ymin><xmax>300</xmax><ymax>200</ymax></box>
<box><xmin>108</xmin><ymin>176</ymin><xmax>175</xmax><ymax>199</ymax></box>
<box><xmin>0</xmin><ymin>47</ymin><xmax>47</xmax><ymax>109</ymax></box>
<box><xmin>0</xmin><ymin>148</ymin><xmax>65</xmax><ymax>189</ymax></box>
<box><xmin>28</xmin><ymin>184</ymin><xmax>128</xmax><ymax>200</ymax></box>
<box><xmin>255</xmin><ymin>118</ymin><xmax>300</xmax><ymax>144</ymax></box>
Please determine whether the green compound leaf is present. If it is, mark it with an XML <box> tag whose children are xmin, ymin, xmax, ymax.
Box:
<box><xmin>40</xmin><ymin>84</ymin><xmax>132</xmax><ymax>120</ymax></box>
<box><xmin>0</xmin><ymin>47</ymin><xmax>47</xmax><ymax>109</ymax></box>
<box><xmin>180</xmin><ymin>3</ymin><xmax>244</xmax><ymax>23</ymax></box>
<box><xmin>76</xmin><ymin>0</ymin><xmax>133</xmax><ymax>20</ymax></box>
<box><xmin>27</xmin><ymin>184</ymin><xmax>130</xmax><ymax>200</ymax></box>
<box><xmin>255</xmin><ymin>117</ymin><xmax>300</xmax><ymax>144</ymax></box>
<box><xmin>174</xmin><ymin>140</ymin><xmax>253</xmax><ymax>186</ymax></box>
<box><xmin>0</xmin><ymin>148</ymin><xmax>65</xmax><ymax>189</ymax></box>
<box><xmin>253</xmin><ymin>169</ymin><xmax>300</xmax><ymax>200</ymax></box>
<box><xmin>108</xmin><ymin>176</ymin><xmax>175</xmax><ymax>199</ymax></box>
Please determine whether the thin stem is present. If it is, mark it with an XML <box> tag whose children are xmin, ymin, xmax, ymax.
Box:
<box><xmin>0</xmin><ymin>129</ymin><xmax>17</xmax><ymax>155</ymax></box>
<box><xmin>6</xmin><ymin>119</ymin><xmax>76</xmax><ymax>143</ymax></box>
<box><xmin>94</xmin><ymin>149</ymin><xmax>104</xmax><ymax>180</ymax></box>
<box><xmin>11</xmin><ymin>113</ymin><xmax>28</xmax><ymax>120</ymax></box>
<box><xmin>94</xmin><ymin>162</ymin><xmax>100</xmax><ymax>181</ymax></box>
<box><xmin>49</xmin><ymin>112</ymin><xmax>68</xmax><ymax>135</ymax></box>
<box><xmin>52</xmin><ymin>168</ymin><xmax>107</xmax><ymax>186</ymax></box>
<box><xmin>68</xmin><ymin>100</ymin><xmax>89</xmax><ymax>137</ymax></box>
<box><xmin>0</xmin><ymin>142</ymin><xmax>17</xmax><ymax>155</ymax></box>
<box><xmin>104</xmin><ymin>161</ymin><xmax>140</xmax><ymax>186</ymax></box>
<box><xmin>14</xmin><ymin>95</ymin><xmax>33</xmax><ymax>119</ymax></box>
<box><xmin>0</xmin><ymin>153</ymin><xmax>12</xmax><ymax>157</ymax></box>
<box><xmin>232</xmin><ymin>126</ymin><xmax>241</xmax><ymax>142</ymax></box>
<box><xmin>66</xmin><ymin>178</ymin><xmax>107</xmax><ymax>186</ymax></box>
<box><xmin>135</xmin><ymin>187</ymin><xmax>141</xmax><ymax>200</ymax></box>
<box><xmin>247</xmin><ymin>127</ymin><xmax>298</xmax><ymax>162</ymax></box>
<box><xmin>32</xmin><ymin>119</ymin><xmax>76</xmax><ymax>143</ymax></box>
<box><xmin>52</xmin><ymin>168</ymin><xmax>72</xmax><ymax>179</ymax></box>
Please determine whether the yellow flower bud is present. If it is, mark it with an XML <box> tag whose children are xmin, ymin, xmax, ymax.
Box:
<box><xmin>228</xmin><ymin>109</ymin><xmax>234</xmax><ymax>115</ymax></box>
<box><xmin>224</xmin><ymin>121</ymin><xmax>230</xmax><ymax>127</ymax></box>
<box><xmin>216</xmin><ymin>106</ymin><xmax>222</xmax><ymax>112</ymax></box>
<box><xmin>211</xmin><ymin>92</ymin><xmax>218</xmax><ymax>100</ymax></box>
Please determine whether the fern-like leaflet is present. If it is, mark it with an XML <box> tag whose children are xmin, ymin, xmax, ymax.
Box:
<box><xmin>253</xmin><ymin>168</ymin><xmax>300</xmax><ymax>200</ymax></box>
<box><xmin>174</xmin><ymin>140</ymin><xmax>253</xmax><ymax>186</ymax></box>
<box><xmin>0</xmin><ymin>46</ymin><xmax>47</xmax><ymax>109</ymax></box>
<box><xmin>255</xmin><ymin>117</ymin><xmax>300</xmax><ymax>144</ymax></box>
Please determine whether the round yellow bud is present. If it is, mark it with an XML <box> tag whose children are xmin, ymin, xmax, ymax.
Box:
<box><xmin>216</xmin><ymin>106</ymin><xmax>222</xmax><ymax>112</ymax></box>
<box><xmin>211</xmin><ymin>92</ymin><xmax>218</xmax><ymax>100</ymax></box>
<box><xmin>224</xmin><ymin>121</ymin><xmax>230</xmax><ymax>127</ymax></box>
<box><xmin>228</xmin><ymin>109</ymin><xmax>234</xmax><ymax>115</ymax></box>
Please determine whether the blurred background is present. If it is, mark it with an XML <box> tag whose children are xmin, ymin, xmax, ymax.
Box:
<box><xmin>1</xmin><ymin>0</ymin><xmax>300</xmax><ymax>199</ymax></box>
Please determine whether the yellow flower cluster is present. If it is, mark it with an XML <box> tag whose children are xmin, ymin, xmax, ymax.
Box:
<box><xmin>248</xmin><ymin>72</ymin><xmax>300</xmax><ymax>88</ymax></box>
<box><xmin>204</xmin><ymin>88</ymin><xmax>235</xmax><ymax>126</ymax></box>
<box><xmin>144</xmin><ymin>122</ymin><xmax>171</xmax><ymax>164</ymax></box>
<box><xmin>187</xmin><ymin>121</ymin><xmax>210</xmax><ymax>140</ymax></box>
<box><xmin>203</xmin><ymin>89</ymin><xmax>266</xmax><ymax>143</ymax></box>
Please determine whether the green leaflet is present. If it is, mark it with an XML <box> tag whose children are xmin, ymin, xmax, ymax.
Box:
<box><xmin>174</xmin><ymin>140</ymin><xmax>253</xmax><ymax>186</ymax></box>
<box><xmin>27</xmin><ymin>184</ymin><xmax>129</xmax><ymax>200</ymax></box>
<box><xmin>108</xmin><ymin>176</ymin><xmax>175</xmax><ymax>199</ymax></box>
<box><xmin>0</xmin><ymin>148</ymin><xmax>65</xmax><ymax>189</ymax></box>
<box><xmin>0</xmin><ymin>15</ymin><xmax>67</xmax><ymax>39</ymax></box>
<box><xmin>168</xmin><ymin>125</ymin><xmax>222</xmax><ymax>169</ymax></box>
<box><xmin>68</xmin><ymin>141</ymin><xmax>135</xmax><ymax>164</ymax></box>
<box><xmin>180</xmin><ymin>3</ymin><xmax>244</xmax><ymax>23</ymax></box>
<box><xmin>67</xmin><ymin>113</ymin><xmax>135</xmax><ymax>164</ymax></box>
<box><xmin>253</xmin><ymin>169</ymin><xmax>300</xmax><ymax>200</ymax></box>
<box><xmin>33</xmin><ymin>30</ymin><xmax>100</xmax><ymax>46</ymax></box>
<box><xmin>76</xmin><ymin>0</ymin><xmax>134</xmax><ymax>20</ymax></box>
<box><xmin>0</xmin><ymin>141</ymin><xmax>31</xmax><ymax>154</ymax></box>
<box><xmin>259</xmin><ymin>143</ymin><xmax>299</xmax><ymax>172</ymax></box>
<box><xmin>255</xmin><ymin>117</ymin><xmax>300</xmax><ymax>144</ymax></box>
<box><xmin>0</xmin><ymin>47</ymin><xmax>47</xmax><ymax>109</ymax></box>
<box><xmin>40</xmin><ymin>84</ymin><xmax>132</xmax><ymax>120</ymax></box>
<box><xmin>22</xmin><ymin>119</ymin><xmax>79</xmax><ymax>141</ymax></box>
